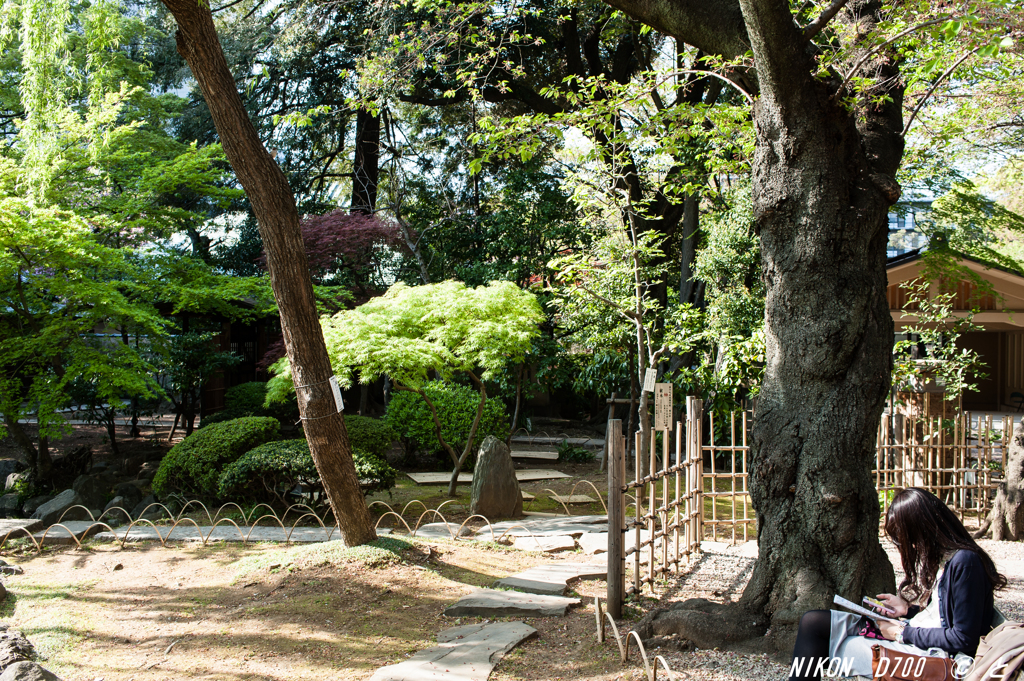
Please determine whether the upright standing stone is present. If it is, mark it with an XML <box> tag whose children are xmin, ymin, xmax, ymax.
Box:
<box><xmin>470</xmin><ymin>436</ymin><xmax>523</xmax><ymax>519</ymax></box>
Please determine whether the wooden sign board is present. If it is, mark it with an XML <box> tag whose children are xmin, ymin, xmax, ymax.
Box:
<box><xmin>654</xmin><ymin>383</ymin><xmax>673</xmax><ymax>431</ymax></box>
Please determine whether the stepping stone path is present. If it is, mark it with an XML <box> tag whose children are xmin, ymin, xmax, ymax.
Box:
<box><xmin>0</xmin><ymin>519</ymin><xmax>42</xmax><ymax>541</ymax></box>
<box><xmin>369</xmin><ymin>622</ymin><xmax>536</xmax><ymax>681</ymax></box>
<box><xmin>371</xmin><ymin>514</ymin><xmax>611</xmax><ymax>681</ymax></box>
<box><xmin>476</xmin><ymin>515</ymin><xmax>607</xmax><ymax>539</ymax></box>
<box><xmin>33</xmin><ymin>520</ymin><xmax>106</xmax><ymax>545</ymax></box>
<box><xmin>413</xmin><ymin>522</ymin><xmax>474</xmax><ymax>540</ymax></box>
<box><xmin>444</xmin><ymin>588</ymin><xmax>580</xmax><ymax>618</ymax></box>
<box><xmin>493</xmin><ymin>562</ymin><xmax>607</xmax><ymax>596</ymax></box>
<box><xmin>93</xmin><ymin>525</ymin><xmax>345</xmax><ymax>543</ymax></box>
<box><xmin>512</xmin><ymin>535</ymin><xmax>576</xmax><ymax>552</ymax></box>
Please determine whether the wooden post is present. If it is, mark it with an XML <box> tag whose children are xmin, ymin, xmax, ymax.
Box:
<box><xmin>606</xmin><ymin>419</ymin><xmax>625</xmax><ymax>619</ymax></box>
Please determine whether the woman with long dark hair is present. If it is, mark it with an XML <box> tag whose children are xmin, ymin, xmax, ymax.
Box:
<box><xmin>789</xmin><ymin>487</ymin><xmax>1007</xmax><ymax>680</ymax></box>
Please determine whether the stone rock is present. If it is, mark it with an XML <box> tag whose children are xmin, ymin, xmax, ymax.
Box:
<box><xmin>0</xmin><ymin>629</ymin><xmax>35</xmax><ymax>672</ymax></box>
<box><xmin>137</xmin><ymin>462</ymin><xmax>159</xmax><ymax>481</ymax></box>
<box><xmin>512</xmin><ymin>535</ymin><xmax>577</xmax><ymax>553</ymax></box>
<box><xmin>72</xmin><ymin>475</ymin><xmax>107</xmax><ymax>513</ymax></box>
<box><xmin>20</xmin><ymin>497</ymin><xmax>51</xmax><ymax>517</ymax></box>
<box><xmin>89</xmin><ymin>461</ymin><xmax>109</xmax><ymax>473</ymax></box>
<box><xmin>30</xmin><ymin>490</ymin><xmax>87</xmax><ymax>527</ymax></box>
<box><xmin>130</xmin><ymin>495</ymin><xmax>166</xmax><ymax>521</ymax></box>
<box><xmin>101</xmin><ymin>497</ymin><xmax>130</xmax><ymax>523</ymax></box>
<box><xmin>494</xmin><ymin>563</ymin><xmax>607</xmax><ymax>596</ymax></box>
<box><xmin>469</xmin><ymin>436</ymin><xmax>523</xmax><ymax>520</ymax></box>
<box><xmin>112</xmin><ymin>483</ymin><xmax>143</xmax><ymax>510</ymax></box>
<box><xmin>0</xmin><ymin>496</ymin><xmax>19</xmax><ymax>519</ymax></box>
<box><xmin>0</xmin><ymin>521</ymin><xmax>41</xmax><ymax>541</ymax></box>
<box><xmin>0</xmin><ymin>566</ymin><xmax>23</xmax><ymax>576</ymax></box>
<box><xmin>0</xmin><ymin>662</ymin><xmax>61</xmax><ymax>681</ymax></box>
<box><xmin>0</xmin><ymin>461</ymin><xmax>24</xmax><ymax>482</ymax></box>
<box><xmin>3</xmin><ymin>475</ymin><xmax>23</xmax><ymax>493</ymax></box>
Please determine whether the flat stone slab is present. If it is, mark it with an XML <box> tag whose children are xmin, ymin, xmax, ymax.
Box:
<box><xmin>479</xmin><ymin>515</ymin><xmax>607</xmax><ymax>539</ymax></box>
<box><xmin>411</xmin><ymin>522</ymin><xmax>474</xmax><ymax>540</ymax></box>
<box><xmin>551</xmin><ymin>494</ymin><xmax>596</xmax><ymax>504</ymax></box>
<box><xmin>444</xmin><ymin>588</ymin><xmax>580</xmax><ymax>618</ymax></box>
<box><xmin>92</xmin><ymin>525</ymin><xmax>346</xmax><ymax>543</ymax></box>
<box><xmin>577</xmin><ymin>532</ymin><xmax>607</xmax><ymax>555</ymax></box>
<box><xmin>0</xmin><ymin>519</ymin><xmax>42</xmax><ymax>541</ymax></box>
<box><xmin>513</xmin><ymin>535</ymin><xmax>576</xmax><ymax>552</ymax></box>
<box><xmin>406</xmin><ymin>470</ymin><xmax>571</xmax><ymax>485</ymax></box>
<box><xmin>494</xmin><ymin>563</ymin><xmax>608</xmax><ymax>596</ymax></box>
<box><xmin>510</xmin><ymin>450</ymin><xmax>558</xmax><ymax>460</ymax></box>
<box><xmin>521</xmin><ymin>491</ymin><xmax>535</xmax><ymax>501</ymax></box>
<box><xmin>33</xmin><ymin>521</ymin><xmax>106</xmax><ymax>545</ymax></box>
<box><xmin>369</xmin><ymin>622</ymin><xmax>536</xmax><ymax>681</ymax></box>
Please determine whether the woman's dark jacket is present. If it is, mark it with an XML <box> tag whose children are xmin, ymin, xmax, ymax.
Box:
<box><xmin>902</xmin><ymin>550</ymin><xmax>995</xmax><ymax>656</ymax></box>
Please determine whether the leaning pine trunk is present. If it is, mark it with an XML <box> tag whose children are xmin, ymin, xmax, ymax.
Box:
<box><xmin>162</xmin><ymin>0</ymin><xmax>376</xmax><ymax>545</ymax></box>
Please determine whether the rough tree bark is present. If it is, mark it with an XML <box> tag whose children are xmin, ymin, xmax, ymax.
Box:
<box><xmin>605</xmin><ymin>0</ymin><xmax>902</xmax><ymax>652</ymax></box>
<box><xmin>161</xmin><ymin>0</ymin><xmax>376</xmax><ymax>546</ymax></box>
<box><xmin>976</xmin><ymin>420</ymin><xmax>1024</xmax><ymax>540</ymax></box>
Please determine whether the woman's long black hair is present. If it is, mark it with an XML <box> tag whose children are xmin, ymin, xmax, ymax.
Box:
<box><xmin>884</xmin><ymin>487</ymin><xmax>1007</xmax><ymax>603</ymax></box>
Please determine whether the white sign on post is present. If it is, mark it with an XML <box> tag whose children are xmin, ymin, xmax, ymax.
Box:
<box><xmin>642</xmin><ymin>368</ymin><xmax>657</xmax><ymax>393</ymax></box>
<box><xmin>328</xmin><ymin>376</ymin><xmax>344</xmax><ymax>412</ymax></box>
<box><xmin>654</xmin><ymin>383</ymin><xmax>673</xmax><ymax>431</ymax></box>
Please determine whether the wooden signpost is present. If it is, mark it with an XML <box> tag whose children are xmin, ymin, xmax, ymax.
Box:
<box><xmin>654</xmin><ymin>383</ymin><xmax>673</xmax><ymax>431</ymax></box>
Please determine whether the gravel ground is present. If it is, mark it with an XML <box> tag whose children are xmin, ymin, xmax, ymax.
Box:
<box><xmin>637</xmin><ymin>537</ymin><xmax>1024</xmax><ymax>681</ymax></box>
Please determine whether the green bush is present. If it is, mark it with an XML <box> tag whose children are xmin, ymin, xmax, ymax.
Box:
<box><xmin>344</xmin><ymin>415</ymin><xmax>396</xmax><ymax>458</ymax></box>
<box><xmin>152</xmin><ymin>416</ymin><xmax>280</xmax><ymax>498</ymax></box>
<box><xmin>199</xmin><ymin>382</ymin><xmax>299</xmax><ymax>429</ymax></box>
<box><xmin>384</xmin><ymin>382</ymin><xmax>509</xmax><ymax>463</ymax></box>
<box><xmin>217</xmin><ymin>438</ymin><xmax>397</xmax><ymax>503</ymax></box>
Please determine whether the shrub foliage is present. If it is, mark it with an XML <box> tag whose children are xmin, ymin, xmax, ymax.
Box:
<box><xmin>152</xmin><ymin>416</ymin><xmax>280</xmax><ymax>498</ymax></box>
<box><xmin>385</xmin><ymin>382</ymin><xmax>508</xmax><ymax>460</ymax></box>
<box><xmin>200</xmin><ymin>382</ymin><xmax>299</xmax><ymax>428</ymax></box>
<box><xmin>218</xmin><ymin>438</ymin><xmax>397</xmax><ymax>504</ymax></box>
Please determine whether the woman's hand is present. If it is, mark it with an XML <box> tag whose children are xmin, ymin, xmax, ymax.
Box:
<box><xmin>877</xmin><ymin>620</ymin><xmax>906</xmax><ymax>642</ymax></box>
<box><xmin>875</xmin><ymin>593</ymin><xmax>909</xmax><ymax>617</ymax></box>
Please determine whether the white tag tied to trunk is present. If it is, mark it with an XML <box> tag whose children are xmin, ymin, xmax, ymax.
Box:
<box><xmin>329</xmin><ymin>376</ymin><xmax>344</xmax><ymax>412</ymax></box>
<box><xmin>642</xmin><ymin>368</ymin><xmax>657</xmax><ymax>393</ymax></box>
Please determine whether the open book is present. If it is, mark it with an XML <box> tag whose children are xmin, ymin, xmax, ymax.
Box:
<box><xmin>833</xmin><ymin>595</ymin><xmax>899</xmax><ymax>623</ymax></box>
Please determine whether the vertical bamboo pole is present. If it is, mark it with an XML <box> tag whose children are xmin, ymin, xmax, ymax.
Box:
<box><xmin>606</xmin><ymin>419</ymin><xmax>624</xmax><ymax>619</ymax></box>
<box><xmin>709</xmin><ymin>410</ymin><xmax>717</xmax><ymax>542</ymax></box>
<box><xmin>730</xmin><ymin>411</ymin><xmax>737</xmax><ymax>545</ymax></box>
<box><xmin>661</xmin><ymin>426</ymin><xmax>669</xmax><ymax>573</ymax></box>
<box><xmin>648</xmin><ymin>429</ymin><xmax>656</xmax><ymax>587</ymax></box>
<box><xmin>634</xmin><ymin>430</ymin><xmax>642</xmax><ymax>594</ymax></box>
<box><xmin>674</xmin><ymin>421</ymin><xmax>682</xmax><ymax>570</ymax></box>
<box><xmin>742</xmin><ymin>410</ymin><xmax>749</xmax><ymax>542</ymax></box>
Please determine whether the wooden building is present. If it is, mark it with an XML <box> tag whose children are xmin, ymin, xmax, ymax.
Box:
<box><xmin>887</xmin><ymin>250</ymin><xmax>1024</xmax><ymax>411</ymax></box>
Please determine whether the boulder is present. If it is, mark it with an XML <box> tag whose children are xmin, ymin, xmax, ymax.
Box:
<box><xmin>0</xmin><ymin>495</ymin><xmax>19</xmax><ymax>518</ymax></box>
<box><xmin>71</xmin><ymin>475</ymin><xmax>107</xmax><ymax>512</ymax></box>
<box><xmin>131</xmin><ymin>495</ymin><xmax>166</xmax><ymax>521</ymax></box>
<box><xmin>0</xmin><ymin>662</ymin><xmax>61</xmax><ymax>681</ymax></box>
<box><xmin>0</xmin><ymin>629</ymin><xmax>34</xmax><ymax>672</ymax></box>
<box><xmin>137</xmin><ymin>462</ymin><xmax>159</xmax><ymax>481</ymax></box>
<box><xmin>112</xmin><ymin>482</ymin><xmax>143</xmax><ymax>509</ymax></box>
<box><xmin>20</xmin><ymin>497</ymin><xmax>51</xmax><ymax>517</ymax></box>
<box><xmin>30</xmin><ymin>490</ymin><xmax>87</xmax><ymax>526</ymax></box>
<box><xmin>102</xmin><ymin>496</ymin><xmax>129</xmax><ymax>523</ymax></box>
<box><xmin>2</xmin><ymin>475</ymin><xmax>23</xmax><ymax>493</ymax></box>
<box><xmin>469</xmin><ymin>436</ymin><xmax>523</xmax><ymax>520</ymax></box>
<box><xmin>0</xmin><ymin>461</ymin><xmax>24</xmax><ymax>482</ymax></box>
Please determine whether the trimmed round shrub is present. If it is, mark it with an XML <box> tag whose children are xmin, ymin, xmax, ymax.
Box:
<box><xmin>344</xmin><ymin>415</ymin><xmax>396</xmax><ymax>459</ymax></box>
<box><xmin>152</xmin><ymin>416</ymin><xmax>280</xmax><ymax>499</ymax></box>
<box><xmin>384</xmin><ymin>382</ymin><xmax>509</xmax><ymax>461</ymax></box>
<box><xmin>199</xmin><ymin>382</ymin><xmax>299</xmax><ymax>429</ymax></box>
<box><xmin>217</xmin><ymin>439</ymin><xmax>397</xmax><ymax>503</ymax></box>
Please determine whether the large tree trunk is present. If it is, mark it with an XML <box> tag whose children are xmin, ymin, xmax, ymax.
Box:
<box><xmin>608</xmin><ymin>0</ymin><xmax>902</xmax><ymax>652</ymax></box>
<box><xmin>976</xmin><ymin>420</ymin><xmax>1024</xmax><ymax>540</ymax></box>
<box><xmin>351</xmin><ymin>108</ymin><xmax>380</xmax><ymax>215</ymax></box>
<box><xmin>162</xmin><ymin>0</ymin><xmax>376</xmax><ymax>546</ymax></box>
